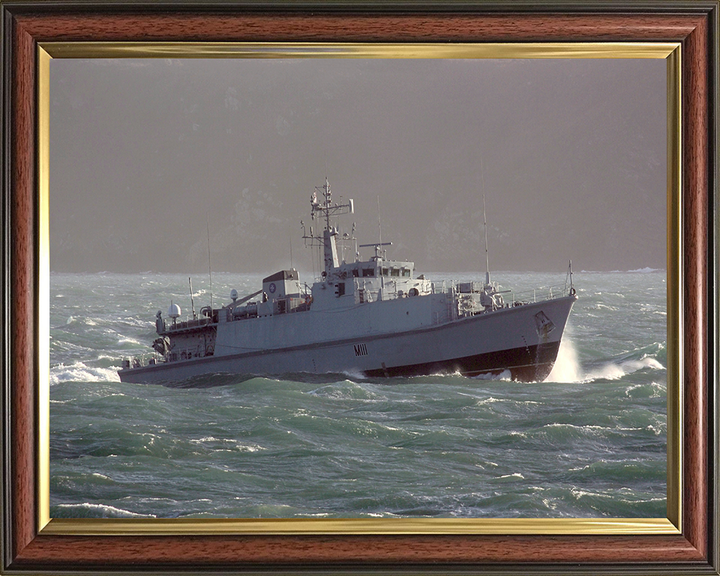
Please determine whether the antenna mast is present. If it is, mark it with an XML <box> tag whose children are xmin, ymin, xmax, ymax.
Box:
<box><xmin>377</xmin><ymin>195</ymin><xmax>384</xmax><ymax>258</ymax></box>
<box><xmin>301</xmin><ymin>178</ymin><xmax>354</xmax><ymax>278</ymax></box>
<box><xmin>483</xmin><ymin>193</ymin><xmax>490</xmax><ymax>286</ymax></box>
<box><xmin>189</xmin><ymin>277</ymin><xmax>196</xmax><ymax>319</ymax></box>
<box><xmin>206</xmin><ymin>218</ymin><xmax>213</xmax><ymax>311</ymax></box>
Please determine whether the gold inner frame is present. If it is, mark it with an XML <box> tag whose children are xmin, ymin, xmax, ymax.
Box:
<box><xmin>37</xmin><ymin>42</ymin><xmax>682</xmax><ymax>536</ymax></box>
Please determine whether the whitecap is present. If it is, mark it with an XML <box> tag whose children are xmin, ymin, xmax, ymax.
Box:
<box><xmin>341</xmin><ymin>368</ymin><xmax>367</xmax><ymax>381</ymax></box>
<box><xmin>586</xmin><ymin>363</ymin><xmax>627</xmax><ymax>381</ymax></box>
<box><xmin>586</xmin><ymin>357</ymin><xmax>664</xmax><ymax>382</ymax></box>
<box><xmin>54</xmin><ymin>503</ymin><xmax>156</xmax><ymax>518</ymax></box>
<box><xmin>471</xmin><ymin>370</ymin><xmax>512</xmax><ymax>382</ymax></box>
<box><xmin>117</xmin><ymin>336</ymin><xmax>144</xmax><ymax>346</ymax></box>
<box><xmin>496</xmin><ymin>472</ymin><xmax>525</xmax><ymax>480</ymax></box>
<box><xmin>475</xmin><ymin>396</ymin><xmax>501</xmax><ymax>406</ymax></box>
<box><xmin>188</xmin><ymin>437</ymin><xmax>263</xmax><ymax>452</ymax></box>
<box><xmin>189</xmin><ymin>436</ymin><xmax>221</xmax><ymax>444</ymax></box>
<box><xmin>50</xmin><ymin>362</ymin><xmax>121</xmax><ymax>384</ymax></box>
<box><xmin>593</xmin><ymin>304</ymin><xmax>619</xmax><ymax>311</ymax></box>
<box><xmin>570</xmin><ymin>488</ymin><xmax>612</xmax><ymax>500</ymax></box>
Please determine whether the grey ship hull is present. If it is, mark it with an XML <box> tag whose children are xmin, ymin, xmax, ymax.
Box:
<box><xmin>119</xmin><ymin>294</ymin><xmax>575</xmax><ymax>385</ymax></box>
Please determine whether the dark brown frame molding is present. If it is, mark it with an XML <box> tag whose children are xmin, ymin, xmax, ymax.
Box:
<box><xmin>1</xmin><ymin>1</ymin><xmax>718</xmax><ymax>573</ymax></box>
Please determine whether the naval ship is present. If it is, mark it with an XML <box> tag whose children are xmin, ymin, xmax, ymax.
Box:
<box><xmin>119</xmin><ymin>180</ymin><xmax>577</xmax><ymax>384</ymax></box>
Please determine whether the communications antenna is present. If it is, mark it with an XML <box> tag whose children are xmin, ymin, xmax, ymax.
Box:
<box><xmin>377</xmin><ymin>195</ymin><xmax>384</xmax><ymax>258</ymax></box>
<box><xmin>483</xmin><ymin>193</ymin><xmax>490</xmax><ymax>286</ymax></box>
<box><xmin>206</xmin><ymin>218</ymin><xmax>213</xmax><ymax>311</ymax></box>
<box><xmin>189</xmin><ymin>277</ymin><xmax>196</xmax><ymax>319</ymax></box>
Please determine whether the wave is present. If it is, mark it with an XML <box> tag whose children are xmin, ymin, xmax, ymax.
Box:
<box><xmin>307</xmin><ymin>380</ymin><xmax>384</xmax><ymax>402</ymax></box>
<box><xmin>50</xmin><ymin>361</ymin><xmax>120</xmax><ymax>385</ymax></box>
<box><xmin>548</xmin><ymin>337</ymin><xmax>664</xmax><ymax>384</ymax></box>
<box><xmin>470</xmin><ymin>369</ymin><xmax>513</xmax><ymax>382</ymax></box>
<box><xmin>52</xmin><ymin>503</ymin><xmax>156</xmax><ymax>518</ymax></box>
<box><xmin>585</xmin><ymin>358</ymin><xmax>663</xmax><ymax>382</ymax></box>
<box><xmin>624</xmin><ymin>381</ymin><xmax>666</xmax><ymax>400</ymax></box>
<box><xmin>188</xmin><ymin>437</ymin><xmax>263</xmax><ymax>452</ymax></box>
<box><xmin>627</xmin><ymin>267</ymin><xmax>664</xmax><ymax>274</ymax></box>
<box><xmin>116</xmin><ymin>336</ymin><xmax>145</xmax><ymax>347</ymax></box>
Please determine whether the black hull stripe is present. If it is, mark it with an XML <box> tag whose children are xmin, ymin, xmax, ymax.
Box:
<box><xmin>364</xmin><ymin>342</ymin><xmax>561</xmax><ymax>382</ymax></box>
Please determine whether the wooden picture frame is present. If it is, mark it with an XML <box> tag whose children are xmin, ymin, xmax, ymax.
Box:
<box><xmin>1</xmin><ymin>1</ymin><xmax>717</xmax><ymax>573</ymax></box>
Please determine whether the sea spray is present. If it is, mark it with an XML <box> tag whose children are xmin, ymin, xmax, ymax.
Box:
<box><xmin>546</xmin><ymin>333</ymin><xmax>582</xmax><ymax>383</ymax></box>
<box><xmin>585</xmin><ymin>357</ymin><xmax>664</xmax><ymax>382</ymax></box>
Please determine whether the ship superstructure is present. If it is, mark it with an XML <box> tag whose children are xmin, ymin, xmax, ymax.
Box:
<box><xmin>119</xmin><ymin>180</ymin><xmax>576</xmax><ymax>384</ymax></box>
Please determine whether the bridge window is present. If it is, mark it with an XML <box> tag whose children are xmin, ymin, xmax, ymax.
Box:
<box><xmin>390</xmin><ymin>268</ymin><xmax>400</xmax><ymax>277</ymax></box>
<box><xmin>362</xmin><ymin>268</ymin><xmax>375</xmax><ymax>277</ymax></box>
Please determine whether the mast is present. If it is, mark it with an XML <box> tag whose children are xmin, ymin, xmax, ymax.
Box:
<box><xmin>189</xmin><ymin>277</ymin><xmax>196</xmax><ymax>319</ymax></box>
<box><xmin>321</xmin><ymin>178</ymin><xmax>338</xmax><ymax>273</ymax></box>
<box><xmin>206</xmin><ymin>217</ymin><xmax>213</xmax><ymax>311</ymax></box>
<box><xmin>302</xmin><ymin>178</ymin><xmax>354</xmax><ymax>278</ymax></box>
<box><xmin>483</xmin><ymin>193</ymin><xmax>490</xmax><ymax>286</ymax></box>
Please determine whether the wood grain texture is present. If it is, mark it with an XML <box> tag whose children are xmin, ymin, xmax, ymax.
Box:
<box><xmin>14</xmin><ymin>12</ymin><xmax>704</xmax><ymax>42</ymax></box>
<box><xmin>12</xmin><ymin>534</ymin><xmax>706</xmax><ymax>566</ymax></box>
<box><xmin>3</xmin><ymin>3</ymin><xmax>715</xmax><ymax>572</ymax></box>
<box><xmin>10</xmin><ymin>18</ymin><xmax>37</xmax><ymax>560</ymax></box>
<box><xmin>681</xmin><ymin>7</ymin><xmax>710</xmax><ymax>560</ymax></box>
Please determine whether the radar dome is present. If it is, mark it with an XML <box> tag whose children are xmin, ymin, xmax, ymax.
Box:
<box><xmin>168</xmin><ymin>301</ymin><xmax>181</xmax><ymax>319</ymax></box>
<box><xmin>230</xmin><ymin>288</ymin><xmax>238</xmax><ymax>301</ymax></box>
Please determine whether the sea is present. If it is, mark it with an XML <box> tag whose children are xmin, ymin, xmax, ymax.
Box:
<box><xmin>49</xmin><ymin>270</ymin><xmax>667</xmax><ymax>519</ymax></box>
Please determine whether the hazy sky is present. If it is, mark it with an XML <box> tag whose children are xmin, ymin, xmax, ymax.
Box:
<box><xmin>49</xmin><ymin>57</ymin><xmax>666</xmax><ymax>274</ymax></box>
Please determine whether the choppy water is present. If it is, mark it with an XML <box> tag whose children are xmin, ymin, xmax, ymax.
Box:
<box><xmin>50</xmin><ymin>270</ymin><xmax>667</xmax><ymax>519</ymax></box>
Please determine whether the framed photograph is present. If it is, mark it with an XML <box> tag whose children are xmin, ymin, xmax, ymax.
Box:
<box><xmin>2</xmin><ymin>1</ymin><xmax>717</xmax><ymax>573</ymax></box>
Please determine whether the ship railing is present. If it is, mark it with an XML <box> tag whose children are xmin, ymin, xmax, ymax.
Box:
<box><xmin>430</xmin><ymin>280</ymin><xmax>448</xmax><ymax>295</ymax></box>
<box><xmin>507</xmin><ymin>283</ymin><xmax>573</xmax><ymax>306</ymax></box>
<box><xmin>166</xmin><ymin>317</ymin><xmax>213</xmax><ymax>332</ymax></box>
